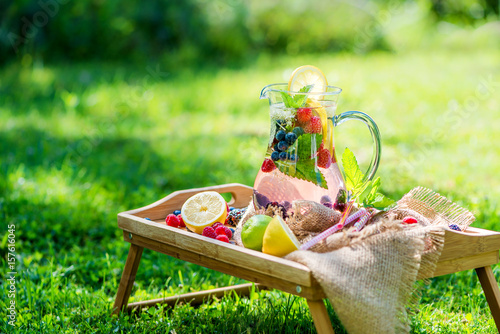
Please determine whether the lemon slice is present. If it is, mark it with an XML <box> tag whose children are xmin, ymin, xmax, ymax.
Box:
<box><xmin>181</xmin><ymin>191</ymin><xmax>228</xmax><ymax>234</ymax></box>
<box><xmin>262</xmin><ymin>216</ymin><xmax>300</xmax><ymax>257</ymax></box>
<box><xmin>306</xmin><ymin>98</ymin><xmax>332</xmax><ymax>153</ymax></box>
<box><xmin>288</xmin><ymin>65</ymin><xmax>328</xmax><ymax>95</ymax></box>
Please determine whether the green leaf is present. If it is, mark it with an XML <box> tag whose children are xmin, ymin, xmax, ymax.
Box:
<box><xmin>293</xmin><ymin>85</ymin><xmax>313</xmax><ymax>107</ymax></box>
<box><xmin>341</xmin><ymin>148</ymin><xmax>364</xmax><ymax>192</ymax></box>
<box><xmin>275</xmin><ymin>133</ymin><xmax>327</xmax><ymax>189</ymax></box>
<box><xmin>367</xmin><ymin>193</ymin><xmax>395</xmax><ymax>210</ymax></box>
<box><xmin>280</xmin><ymin>91</ymin><xmax>299</xmax><ymax>108</ymax></box>
<box><xmin>361</xmin><ymin>177</ymin><xmax>380</xmax><ymax>204</ymax></box>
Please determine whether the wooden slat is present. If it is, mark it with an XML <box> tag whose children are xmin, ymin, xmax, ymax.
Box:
<box><xmin>432</xmin><ymin>251</ymin><xmax>499</xmax><ymax>277</ymax></box>
<box><xmin>440</xmin><ymin>227</ymin><xmax>500</xmax><ymax>262</ymax></box>
<box><xmin>119</xmin><ymin>215</ymin><xmax>313</xmax><ymax>287</ymax></box>
<box><xmin>120</xmin><ymin>183</ymin><xmax>253</xmax><ymax>220</ymax></box>
<box><xmin>127</xmin><ymin>283</ymin><xmax>266</xmax><ymax>311</ymax></box>
<box><xmin>124</xmin><ymin>232</ymin><xmax>325</xmax><ymax>300</ymax></box>
<box><xmin>112</xmin><ymin>244</ymin><xmax>144</xmax><ymax>314</ymax></box>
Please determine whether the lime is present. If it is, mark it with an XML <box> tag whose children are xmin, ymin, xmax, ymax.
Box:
<box><xmin>262</xmin><ymin>215</ymin><xmax>300</xmax><ymax>257</ymax></box>
<box><xmin>241</xmin><ymin>215</ymin><xmax>273</xmax><ymax>251</ymax></box>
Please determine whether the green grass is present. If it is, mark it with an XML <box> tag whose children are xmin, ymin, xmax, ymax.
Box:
<box><xmin>1</xmin><ymin>32</ymin><xmax>500</xmax><ymax>332</ymax></box>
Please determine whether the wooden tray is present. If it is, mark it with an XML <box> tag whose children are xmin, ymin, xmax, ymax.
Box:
<box><xmin>113</xmin><ymin>183</ymin><xmax>500</xmax><ymax>333</ymax></box>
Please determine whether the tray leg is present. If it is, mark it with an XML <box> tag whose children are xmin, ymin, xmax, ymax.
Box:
<box><xmin>307</xmin><ymin>299</ymin><xmax>335</xmax><ymax>334</ymax></box>
<box><xmin>112</xmin><ymin>243</ymin><xmax>144</xmax><ymax>315</ymax></box>
<box><xmin>475</xmin><ymin>265</ymin><xmax>500</xmax><ymax>331</ymax></box>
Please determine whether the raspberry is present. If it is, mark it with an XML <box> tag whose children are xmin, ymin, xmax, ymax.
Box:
<box><xmin>261</xmin><ymin>158</ymin><xmax>276</xmax><ymax>173</ymax></box>
<box><xmin>165</xmin><ymin>214</ymin><xmax>180</xmax><ymax>228</ymax></box>
<box><xmin>202</xmin><ymin>226</ymin><xmax>217</xmax><ymax>239</ymax></box>
<box><xmin>212</xmin><ymin>222</ymin><xmax>223</xmax><ymax>229</ymax></box>
<box><xmin>449</xmin><ymin>224</ymin><xmax>461</xmax><ymax>231</ymax></box>
<box><xmin>297</xmin><ymin>108</ymin><xmax>312</xmax><ymax>123</ymax></box>
<box><xmin>177</xmin><ymin>214</ymin><xmax>186</xmax><ymax>227</ymax></box>
<box><xmin>225</xmin><ymin>202</ymin><xmax>229</xmax><ymax>213</ymax></box>
<box><xmin>216</xmin><ymin>234</ymin><xmax>229</xmax><ymax>243</ymax></box>
<box><xmin>304</xmin><ymin>116</ymin><xmax>322</xmax><ymax>134</ymax></box>
<box><xmin>403</xmin><ymin>217</ymin><xmax>418</xmax><ymax>224</ymax></box>
<box><xmin>215</xmin><ymin>226</ymin><xmax>233</xmax><ymax>239</ymax></box>
<box><xmin>317</xmin><ymin>149</ymin><xmax>332</xmax><ymax>168</ymax></box>
<box><xmin>333</xmin><ymin>201</ymin><xmax>346</xmax><ymax>212</ymax></box>
<box><xmin>215</xmin><ymin>226</ymin><xmax>226</xmax><ymax>236</ymax></box>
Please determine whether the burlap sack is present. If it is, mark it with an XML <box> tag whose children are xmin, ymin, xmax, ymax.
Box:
<box><xmin>234</xmin><ymin>187</ymin><xmax>474</xmax><ymax>333</ymax></box>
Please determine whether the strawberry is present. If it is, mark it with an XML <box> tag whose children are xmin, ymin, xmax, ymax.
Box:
<box><xmin>261</xmin><ymin>158</ymin><xmax>276</xmax><ymax>173</ymax></box>
<box><xmin>317</xmin><ymin>149</ymin><xmax>332</xmax><ymax>168</ymax></box>
<box><xmin>304</xmin><ymin>116</ymin><xmax>322</xmax><ymax>134</ymax></box>
<box><xmin>177</xmin><ymin>214</ymin><xmax>186</xmax><ymax>227</ymax></box>
<box><xmin>216</xmin><ymin>234</ymin><xmax>229</xmax><ymax>243</ymax></box>
<box><xmin>202</xmin><ymin>226</ymin><xmax>217</xmax><ymax>239</ymax></box>
<box><xmin>296</xmin><ymin>108</ymin><xmax>312</xmax><ymax>123</ymax></box>
<box><xmin>165</xmin><ymin>214</ymin><xmax>180</xmax><ymax>228</ymax></box>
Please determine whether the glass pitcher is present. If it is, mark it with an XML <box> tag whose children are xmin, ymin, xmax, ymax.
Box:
<box><xmin>253</xmin><ymin>83</ymin><xmax>381</xmax><ymax>211</ymax></box>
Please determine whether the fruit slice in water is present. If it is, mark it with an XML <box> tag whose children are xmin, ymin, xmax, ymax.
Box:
<box><xmin>262</xmin><ymin>216</ymin><xmax>301</xmax><ymax>257</ymax></box>
<box><xmin>288</xmin><ymin>65</ymin><xmax>328</xmax><ymax>96</ymax></box>
<box><xmin>181</xmin><ymin>191</ymin><xmax>228</xmax><ymax>234</ymax></box>
<box><xmin>241</xmin><ymin>215</ymin><xmax>273</xmax><ymax>251</ymax></box>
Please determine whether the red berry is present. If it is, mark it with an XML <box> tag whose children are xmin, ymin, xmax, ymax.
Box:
<box><xmin>215</xmin><ymin>226</ymin><xmax>226</xmax><ymax>236</ymax></box>
<box><xmin>226</xmin><ymin>202</ymin><xmax>230</xmax><ymax>213</ymax></box>
<box><xmin>212</xmin><ymin>222</ymin><xmax>223</xmax><ymax>229</ymax></box>
<box><xmin>216</xmin><ymin>234</ymin><xmax>229</xmax><ymax>243</ymax></box>
<box><xmin>165</xmin><ymin>214</ymin><xmax>180</xmax><ymax>228</ymax></box>
<box><xmin>403</xmin><ymin>217</ymin><xmax>418</xmax><ymax>225</ymax></box>
<box><xmin>297</xmin><ymin>108</ymin><xmax>312</xmax><ymax>123</ymax></box>
<box><xmin>177</xmin><ymin>214</ymin><xmax>186</xmax><ymax>227</ymax></box>
<box><xmin>317</xmin><ymin>149</ymin><xmax>332</xmax><ymax>169</ymax></box>
<box><xmin>223</xmin><ymin>226</ymin><xmax>232</xmax><ymax>239</ymax></box>
<box><xmin>202</xmin><ymin>226</ymin><xmax>217</xmax><ymax>239</ymax></box>
<box><xmin>261</xmin><ymin>158</ymin><xmax>276</xmax><ymax>173</ymax></box>
<box><xmin>304</xmin><ymin>116</ymin><xmax>322</xmax><ymax>134</ymax></box>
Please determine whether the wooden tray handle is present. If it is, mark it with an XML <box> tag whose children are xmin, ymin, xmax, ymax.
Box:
<box><xmin>122</xmin><ymin>183</ymin><xmax>254</xmax><ymax>220</ymax></box>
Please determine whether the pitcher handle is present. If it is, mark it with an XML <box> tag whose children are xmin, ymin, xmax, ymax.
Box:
<box><xmin>333</xmin><ymin>111</ymin><xmax>381</xmax><ymax>181</ymax></box>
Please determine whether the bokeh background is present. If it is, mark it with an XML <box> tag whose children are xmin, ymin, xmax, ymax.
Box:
<box><xmin>1</xmin><ymin>0</ymin><xmax>500</xmax><ymax>332</ymax></box>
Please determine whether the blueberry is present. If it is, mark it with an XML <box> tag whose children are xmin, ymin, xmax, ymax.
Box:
<box><xmin>279</xmin><ymin>152</ymin><xmax>288</xmax><ymax>161</ymax></box>
<box><xmin>173</xmin><ymin>210</ymin><xmax>181</xmax><ymax>215</ymax></box>
<box><xmin>276</xmin><ymin>130</ymin><xmax>286</xmax><ymax>141</ymax></box>
<box><xmin>285</xmin><ymin>132</ymin><xmax>297</xmax><ymax>145</ymax></box>
<box><xmin>277</xmin><ymin>141</ymin><xmax>289</xmax><ymax>151</ymax></box>
<box><xmin>229</xmin><ymin>206</ymin><xmax>235</xmax><ymax>211</ymax></box>
<box><xmin>274</xmin><ymin>143</ymin><xmax>281</xmax><ymax>152</ymax></box>
<box><xmin>449</xmin><ymin>224</ymin><xmax>461</xmax><ymax>231</ymax></box>
<box><xmin>144</xmin><ymin>217</ymin><xmax>151</xmax><ymax>221</ymax></box>
<box><xmin>271</xmin><ymin>151</ymin><xmax>280</xmax><ymax>161</ymax></box>
<box><xmin>289</xmin><ymin>154</ymin><xmax>297</xmax><ymax>161</ymax></box>
<box><xmin>292</xmin><ymin>127</ymin><xmax>304</xmax><ymax>136</ymax></box>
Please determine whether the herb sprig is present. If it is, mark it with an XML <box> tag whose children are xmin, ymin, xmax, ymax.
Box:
<box><xmin>341</xmin><ymin>148</ymin><xmax>394</xmax><ymax>210</ymax></box>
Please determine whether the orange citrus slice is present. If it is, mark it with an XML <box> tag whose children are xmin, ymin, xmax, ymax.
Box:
<box><xmin>181</xmin><ymin>191</ymin><xmax>228</xmax><ymax>234</ymax></box>
<box><xmin>288</xmin><ymin>65</ymin><xmax>328</xmax><ymax>95</ymax></box>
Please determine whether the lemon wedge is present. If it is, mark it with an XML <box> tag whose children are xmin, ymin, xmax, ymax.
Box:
<box><xmin>288</xmin><ymin>65</ymin><xmax>328</xmax><ymax>95</ymax></box>
<box><xmin>262</xmin><ymin>216</ymin><xmax>300</xmax><ymax>257</ymax></box>
<box><xmin>181</xmin><ymin>191</ymin><xmax>228</xmax><ymax>234</ymax></box>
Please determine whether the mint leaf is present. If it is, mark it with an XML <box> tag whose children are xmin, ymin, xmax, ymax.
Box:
<box><xmin>280</xmin><ymin>92</ymin><xmax>299</xmax><ymax>108</ymax></box>
<box><xmin>367</xmin><ymin>193</ymin><xmax>395</xmax><ymax>210</ymax></box>
<box><xmin>341</xmin><ymin>148</ymin><xmax>364</xmax><ymax>193</ymax></box>
<box><xmin>296</xmin><ymin>133</ymin><xmax>322</xmax><ymax>160</ymax></box>
<box><xmin>275</xmin><ymin>133</ymin><xmax>327</xmax><ymax>189</ymax></box>
<box><xmin>361</xmin><ymin>177</ymin><xmax>380</xmax><ymax>204</ymax></box>
<box><xmin>293</xmin><ymin>85</ymin><xmax>313</xmax><ymax>107</ymax></box>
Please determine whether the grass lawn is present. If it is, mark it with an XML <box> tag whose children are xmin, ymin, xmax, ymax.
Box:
<box><xmin>1</xmin><ymin>37</ymin><xmax>500</xmax><ymax>332</ymax></box>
